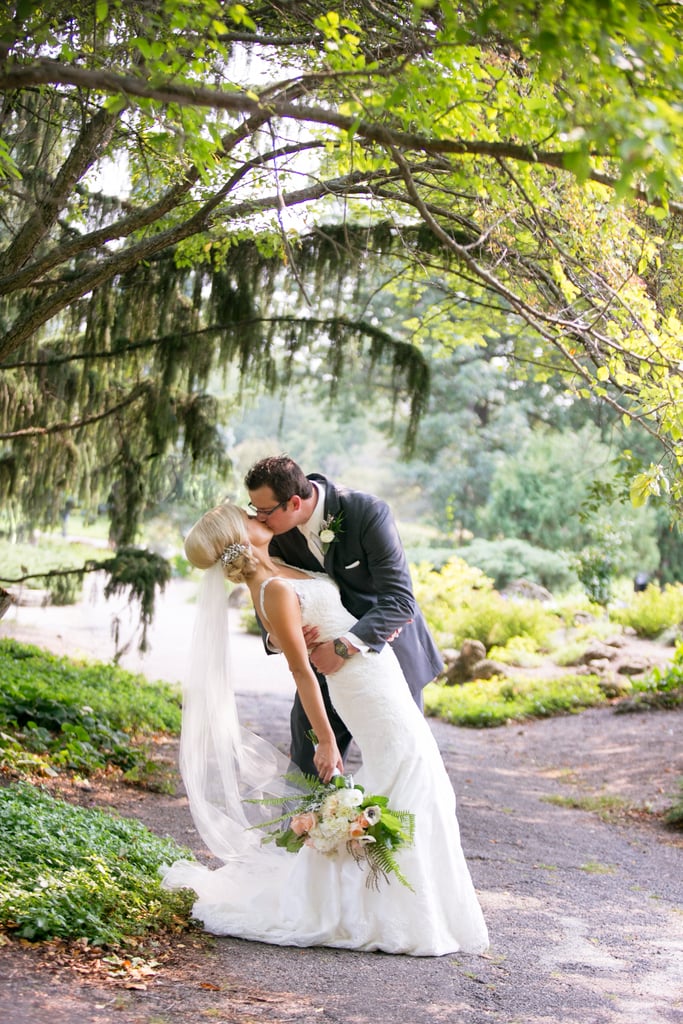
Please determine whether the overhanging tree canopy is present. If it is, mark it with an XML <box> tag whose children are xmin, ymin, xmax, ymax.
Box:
<box><xmin>1</xmin><ymin>0</ymin><xmax>682</xmax><ymax>556</ymax></box>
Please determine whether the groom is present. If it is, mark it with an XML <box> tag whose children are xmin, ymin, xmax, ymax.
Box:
<box><xmin>245</xmin><ymin>455</ymin><xmax>443</xmax><ymax>775</ymax></box>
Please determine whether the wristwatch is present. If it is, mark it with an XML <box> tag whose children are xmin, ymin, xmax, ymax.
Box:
<box><xmin>333</xmin><ymin>637</ymin><xmax>353</xmax><ymax>660</ymax></box>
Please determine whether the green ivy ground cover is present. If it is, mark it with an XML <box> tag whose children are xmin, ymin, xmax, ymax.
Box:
<box><xmin>0</xmin><ymin>639</ymin><xmax>182</xmax><ymax>777</ymax></box>
<box><xmin>0</xmin><ymin>783</ymin><xmax>194</xmax><ymax>944</ymax></box>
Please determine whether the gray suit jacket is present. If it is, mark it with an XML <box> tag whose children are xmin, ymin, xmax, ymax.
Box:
<box><xmin>268</xmin><ymin>474</ymin><xmax>443</xmax><ymax>700</ymax></box>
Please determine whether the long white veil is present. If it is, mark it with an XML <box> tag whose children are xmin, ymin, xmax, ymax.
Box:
<box><xmin>178</xmin><ymin>563</ymin><xmax>301</xmax><ymax>862</ymax></box>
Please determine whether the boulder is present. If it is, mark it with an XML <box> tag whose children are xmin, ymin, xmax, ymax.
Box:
<box><xmin>442</xmin><ymin>639</ymin><xmax>506</xmax><ymax>684</ymax></box>
<box><xmin>501</xmin><ymin>578</ymin><xmax>553</xmax><ymax>602</ymax></box>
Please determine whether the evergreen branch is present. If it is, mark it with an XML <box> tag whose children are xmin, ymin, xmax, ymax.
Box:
<box><xmin>0</xmin><ymin>383</ymin><xmax>149</xmax><ymax>440</ymax></box>
<box><xmin>0</xmin><ymin>566</ymin><xmax>91</xmax><ymax>586</ymax></box>
<box><xmin>0</xmin><ymin>168</ymin><xmax>394</xmax><ymax>362</ymax></box>
<box><xmin>0</xmin><ymin>137</ymin><xmax>322</xmax><ymax>298</ymax></box>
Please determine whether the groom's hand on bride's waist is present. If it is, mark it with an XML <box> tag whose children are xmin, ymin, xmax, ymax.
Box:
<box><xmin>309</xmin><ymin>638</ymin><xmax>358</xmax><ymax>675</ymax></box>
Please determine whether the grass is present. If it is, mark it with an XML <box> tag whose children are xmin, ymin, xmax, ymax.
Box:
<box><xmin>579</xmin><ymin>860</ymin><xmax>616</xmax><ymax>875</ymax></box>
<box><xmin>542</xmin><ymin>793</ymin><xmax>632</xmax><ymax>823</ymax></box>
<box><xmin>0</xmin><ymin>536</ymin><xmax>108</xmax><ymax>591</ymax></box>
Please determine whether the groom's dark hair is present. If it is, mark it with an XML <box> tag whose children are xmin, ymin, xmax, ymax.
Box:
<box><xmin>245</xmin><ymin>455</ymin><xmax>314</xmax><ymax>502</ymax></box>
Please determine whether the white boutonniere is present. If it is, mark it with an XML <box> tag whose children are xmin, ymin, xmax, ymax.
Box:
<box><xmin>318</xmin><ymin>511</ymin><xmax>344</xmax><ymax>552</ymax></box>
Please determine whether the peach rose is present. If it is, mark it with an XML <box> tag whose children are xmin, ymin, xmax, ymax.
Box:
<box><xmin>290</xmin><ymin>811</ymin><xmax>317</xmax><ymax>836</ymax></box>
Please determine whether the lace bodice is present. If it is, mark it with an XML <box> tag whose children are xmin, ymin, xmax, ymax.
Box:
<box><xmin>259</xmin><ymin>572</ymin><xmax>357</xmax><ymax>642</ymax></box>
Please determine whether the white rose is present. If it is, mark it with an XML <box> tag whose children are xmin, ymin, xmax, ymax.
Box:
<box><xmin>336</xmin><ymin>788</ymin><xmax>364</xmax><ymax>809</ymax></box>
<box><xmin>319</xmin><ymin>528</ymin><xmax>335</xmax><ymax>544</ymax></box>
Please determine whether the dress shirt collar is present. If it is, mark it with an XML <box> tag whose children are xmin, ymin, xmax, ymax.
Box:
<box><xmin>298</xmin><ymin>481</ymin><xmax>325</xmax><ymax>539</ymax></box>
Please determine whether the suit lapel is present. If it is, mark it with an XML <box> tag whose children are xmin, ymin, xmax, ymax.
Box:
<box><xmin>322</xmin><ymin>487</ymin><xmax>342</xmax><ymax>574</ymax></box>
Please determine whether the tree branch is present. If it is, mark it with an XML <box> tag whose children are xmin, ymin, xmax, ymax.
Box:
<box><xmin>0</xmin><ymin>106</ymin><xmax>120</xmax><ymax>278</ymax></box>
<box><xmin>0</xmin><ymin>168</ymin><xmax>393</xmax><ymax>362</ymax></box>
<box><xmin>1</xmin><ymin>59</ymin><xmax>678</xmax><ymax>213</ymax></box>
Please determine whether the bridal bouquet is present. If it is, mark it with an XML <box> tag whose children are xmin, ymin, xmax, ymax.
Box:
<box><xmin>256</xmin><ymin>773</ymin><xmax>415</xmax><ymax>891</ymax></box>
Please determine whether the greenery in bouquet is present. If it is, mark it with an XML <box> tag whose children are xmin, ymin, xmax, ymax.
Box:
<box><xmin>254</xmin><ymin>772</ymin><xmax>415</xmax><ymax>891</ymax></box>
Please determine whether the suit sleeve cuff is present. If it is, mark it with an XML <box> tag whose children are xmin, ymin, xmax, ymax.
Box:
<box><xmin>343</xmin><ymin>632</ymin><xmax>369</xmax><ymax>654</ymax></box>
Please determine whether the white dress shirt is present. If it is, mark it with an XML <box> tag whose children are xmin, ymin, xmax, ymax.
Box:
<box><xmin>299</xmin><ymin>483</ymin><xmax>366</xmax><ymax>655</ymax></box>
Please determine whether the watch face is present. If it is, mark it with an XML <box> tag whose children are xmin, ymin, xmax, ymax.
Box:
<box><xmin>334</xmin><ymin>638</ymin><xmax>351</xmax><ymax>659</ymax></box>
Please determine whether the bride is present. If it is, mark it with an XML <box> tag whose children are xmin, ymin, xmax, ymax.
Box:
<box><xmin>162</xmin><ymin>502</ymin><xmax>489</xmax><ymax>957</ymax></box>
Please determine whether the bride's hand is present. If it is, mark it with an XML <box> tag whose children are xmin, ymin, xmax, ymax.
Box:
<box><xmin>314</xmin><ymin>739</ymin><xmax>343</xmax><ymax>783</ymax></box>
<box><xmin>302</xmin><ymin>624</ymin><xmax>320</xmax><ymax>650</ymax></box>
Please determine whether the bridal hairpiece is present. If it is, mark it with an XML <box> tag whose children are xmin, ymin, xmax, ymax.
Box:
<box><xmin>220</xmin><ymin>542</ymin><xmax>248</xmax><ymax>567</ymax></box>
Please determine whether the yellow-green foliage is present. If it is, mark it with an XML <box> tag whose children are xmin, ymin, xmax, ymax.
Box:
<box><xmin>424</xmin><ymin>673</ymin><xmax>606</xmax><ymax>728</ymax></box>
<box><xmin>412</xmin><ymin>557</ymin><xmax>560</xmax><ymax>650</ymax></box>
<box><xmin>412</xmin><ymin>556</ymin><xmax>493</xmax><ymax>635</ymax></box>
<box><xmin>488</xmin><ymin>636</ymin><xmax>543</xmax><ymax>667</ymax></box>
<box><xmin>609</xmin><ymin>583</ymin><xmax>683</xmax><ymax>638</ymax></box>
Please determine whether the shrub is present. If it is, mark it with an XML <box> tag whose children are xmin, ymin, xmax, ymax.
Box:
<box><xmin>664</xmin><ymin>779</ymin><xmax>683</xmax><ymax>828</ymax></box>
<box><xmin>424</xmin><ymin>673</ymin><xmax>606</xmax><ymax>728</ymax></box>
<box><xmin>411</xmin><ymin>557</ymin><xmax>495</xmax><ymax>639</ymax></box>
<box><xmin>405</xmin><ymin>545</ymin><xmax>458</xmax><ymax>570</ymax></box>
<box><xmin>455</xmin><ymin>537</ymin><xmax>576</xmax><ymax>592</ymax></box>
<box><xmin>241</xmin><ymin>607</ymin><xmax>262</xmax><ymax>635</ymax></box>
<box><xmin>0</xmin><ymin>640</ymin><xmax>181</xmax><ymax>735</ymax></box>
<box><xmin>412</xmin><ymin>557</ymin><xmax>560</xmax><ymax>650</ymax></box>
<box><xmin>488</xmin><ymin>636</ymin><xmax>543</xmax><ymax>667</ymax></box>
<box><xmin>609</xmin><ymin>584</ymin><xmax>683</xmax><ymax>638</ymax></box>
<box><xmin>0</xmin><ymin>783</ymin><xmax>193</xmax><ymax>943</ymax></box>
<box><xmin>616</xmin><ymin>644</ymin><xmax>683</xmax><ymax>711</ymax></box>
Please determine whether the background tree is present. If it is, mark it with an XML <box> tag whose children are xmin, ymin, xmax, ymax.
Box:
<box><xmin>1</xmin><ymin>0</ymin><xmax>683</xmax><ymax>571</ymax></box>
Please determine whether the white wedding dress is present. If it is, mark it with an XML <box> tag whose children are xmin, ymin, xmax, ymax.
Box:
<box><xmin>162</xmin><ymin>571</ymin><xmax>489</xmax><ymax>957</ymax></box>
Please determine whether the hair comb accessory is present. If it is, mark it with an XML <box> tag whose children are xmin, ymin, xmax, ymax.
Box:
<box><xmin>220</xmin><ymin>542</ymin><xmax>248</xmax><ymax>567</ymax></box>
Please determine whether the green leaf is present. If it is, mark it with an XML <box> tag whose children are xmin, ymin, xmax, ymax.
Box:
<box><xmin>630</xmin><ymin>473</ymin><xmax>653</xmax><ymax>508</ymax></box>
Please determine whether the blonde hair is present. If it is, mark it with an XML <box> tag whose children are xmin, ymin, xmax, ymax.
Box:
<box><xmin>184</xmin><ymin>503</ymin><xmax>259</xmax><ymax>583</ymax></box>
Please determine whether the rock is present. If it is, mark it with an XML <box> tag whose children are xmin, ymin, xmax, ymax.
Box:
<box><xmin>585</xmin><ymin>657</ymin><xmax>611</xmax><ymax>673</ymax></box>
<box><xmin>602</xmin><ymin>634</ymin><xmax>629</xmax><ymax>648</ymax></box>
<box><xmin>598</xmin><ymin>673</ymin><xmax>633</xmax><ymax>698</ymax></box>
<box><xmin>470</xmin><ymin>658</ymin><xmax>508</xmax><ymax>680</ymax></box>
<box><xmin>501</xmin><ymin>579</ymin><xmax>554</xmax><ymax>602</ymax></box>
<box><xmin>442</xmin><ymin>639</ymin><xmax>487</xmax><ymax>685</ymax></box>
<box><xmin>616</xmin><ymin>655</ymin><xmax>652</xmax><ymax>676</ymax></box>
<box><xmin>441</xmin><ymin>639</ymin><xmax>506</xmax><ymax>684</ymax></box>
<box><xmin>577</xmin><ymin>641</ymin><xmax>620</xmax><ymax>664</ymax></box>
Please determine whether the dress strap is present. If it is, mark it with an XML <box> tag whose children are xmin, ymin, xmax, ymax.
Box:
<box><xmin>258</xmin><ymin>578</ymin><xmax>273</xmax><ymax>626</ymax></box>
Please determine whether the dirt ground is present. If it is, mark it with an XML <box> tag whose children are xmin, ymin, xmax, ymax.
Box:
<box><xmin>1</xmin><ymin>581</ymin><xmax>682</xmax><ymax>1024</ymax></box>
